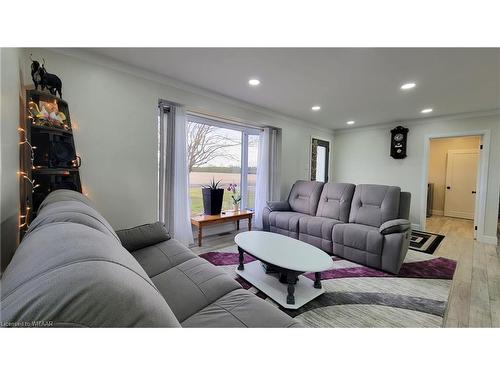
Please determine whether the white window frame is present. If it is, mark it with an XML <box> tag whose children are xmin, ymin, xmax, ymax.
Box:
<box><xmin>186</xmin><ymin>113</ymin><xmax>261</xmax><ymax>212</ymax></box>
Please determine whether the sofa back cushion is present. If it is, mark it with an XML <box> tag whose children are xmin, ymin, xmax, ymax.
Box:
<box><xmin>1</xmin><ymin>223</ymin><xmax>180</xmax><ymax>327</ymax></box>
<box><xmin>287</xmin><ymin>180</ymin><xmax>324</xmax><ymax>215</ymax></box>
<box><xmin>116</xmin><ymin>222</ymin><xmax>171</xmax><ymax>252</ymax></box>
<box><xmin>349</xmin><ymin>184</ymin><xmax>401</xmax><ymax>227</ymax></box>
<box><xmin>315</xmin><ymin>183</ymin><xmax>355</xmax><ymax>222</ymax></box>
<box><xmin>36</xmin><ymin>189</ymin><xmax>95</xmax><ymax>214</ymax></box>
<box><xmin>26</xmin><ymin>200</ymin><xmax>120</xmax><ymax>243</ymax></box>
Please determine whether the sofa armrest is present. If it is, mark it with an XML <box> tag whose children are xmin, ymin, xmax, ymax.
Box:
<box><xmin>116</xmin><ymin>222</ymin><xmax>171</xmax><ymax>252</ymax></box>
<box><xmin>266</xmin><ymin>201</ymin><xmax>291</xmax><ymax>212</ymax></box>
<box><xmin>379</xmin><ymin>219</ymin><xmax>411</xmax><ymax>235</ymax></box>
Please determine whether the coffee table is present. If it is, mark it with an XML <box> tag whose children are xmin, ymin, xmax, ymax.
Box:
<box><xmin>191</xmin><ymin>210</ymin><xmax>253</xmax><ymax>247</ymax></box>
<box><xmin>234</xmin><ymin>231</ymin><xmax>334</xmax><ymax>309</ymax></box>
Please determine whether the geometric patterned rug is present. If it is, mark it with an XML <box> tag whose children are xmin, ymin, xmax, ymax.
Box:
<box><xmin>200</xmin><ymin>246</ymin><xmax>457</xmax><ymax>327</ymax></box>
<box><xmin>410</xmin><ymin>230</ymin><xmax>445</xmax><ymax>254</ymax></box>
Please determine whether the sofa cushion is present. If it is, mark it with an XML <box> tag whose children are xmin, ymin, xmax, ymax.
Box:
<box><xmin>315</xmin><ymin>182</ymin><xmax>355</xmax><ymax>222</ymax></box>
<box><xmin>181</xmin><ymin>289</ymin><xmax>300</xmax><ymax>328</ymax></box>
<box><xmin>288</xmin><ymin>180</ymin><xmax>324</xmax><ymax>215</ymax></box>
<box><xmin>268</xmin><ymin>211</ymin><xmax>310</xmax><ymax>238</ymax></box>
<box><xmin>333</xmin><ymin>223</ymin><xmax>384</xmax><ymax>269</ymax></box>
<box><xmin>26</xmin><ymin>200</ymin><xmax>120</xmax><ymax>242</ymax></box>
<box><xmin>151</xmin><ymin>257</ymin><xmax>241</xmax><ymax>323</ymax></box>
<box><xmin>266</xmin><ymin>201</ymin><xmax>292</xmax><ymax>212</ymax></box>
<box><xmin>1</xmin><ymin>223</ymin><xmax>180</xmax><ymax>327</ymax></box>
<box><xmin>116</xmin><ymin>222</ymin><xmax>171</xmax><ymax>252</ymax></box>
<box><xmin>298</xmin><ymin>216</ymin><xmax>342</xmax><ymax>252</ymax></box>
<box><xmin>37</xmin><ymin>189</ymin><xmax>95</xmax><ymax>214</ymax></box>
<box><xmin>349</xmin><ymin>184</ymin><xmax>401</xmax><ymax>227</ymax></box>
<box><xmin>131</xmin><ymin>238</ymin><xmax>197</xmax><ymax>278</ymax></box>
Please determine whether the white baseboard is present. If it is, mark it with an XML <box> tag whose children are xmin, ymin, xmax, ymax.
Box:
<box><xmin>431</xmin><ymin>210</ymin><xmax>444</xmax><ymax>216</ymax></box>
<box><xmin>444</xmin><ymin>211</ymin><xmax>474</xmax><ymax>220</ymax></box>
<box><xmin>477</xmin><ymin>234</ymin><xmax>498</xmax><ymax>246</ymax></box>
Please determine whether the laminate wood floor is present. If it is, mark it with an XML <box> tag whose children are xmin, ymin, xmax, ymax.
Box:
<box><xmin>191</xmin><ymin>216</ymin><xmax>500</xmax><ymax>328</ymax></box>
<box><xmin>426</xmin><ymin>215</ymin><xmax>500</xmax><ymax>327</ymax></box>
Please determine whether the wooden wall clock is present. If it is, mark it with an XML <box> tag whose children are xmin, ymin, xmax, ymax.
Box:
<box><xmin>390</xmin><ymin>125</ymin><xmax>409</xmax><ymax>159</ymax></box>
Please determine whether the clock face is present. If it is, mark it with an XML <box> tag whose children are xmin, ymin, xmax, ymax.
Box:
<box><xmin>393</xmin><ymin>133</ymin><xmax>404</xmax><ymax>142</ymax></box>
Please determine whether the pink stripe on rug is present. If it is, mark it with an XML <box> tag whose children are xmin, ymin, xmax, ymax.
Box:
<box><xmin>200</xmin><ymin>251</ymin><xmax>456</xmax><ymax>280</ymax></box>
<box><xmin>305</xmin><ymin>257</ymin><xmax>456</xmax><ymax>280</ymax></box>
<box><xmin>199</xmin><ymin>251</ymin><xmax>256</xmax><ymax>266</ymax></box>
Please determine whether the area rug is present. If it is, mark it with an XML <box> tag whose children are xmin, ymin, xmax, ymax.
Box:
<box><xmin>200</xmin><ymin>246</ymin><xmax>457</xmax><ymax>327</ymax></box>
<box><xmin>410</xmin><ymin>230</ymin><xmax>445</xmax><ymax>254</ymax></box>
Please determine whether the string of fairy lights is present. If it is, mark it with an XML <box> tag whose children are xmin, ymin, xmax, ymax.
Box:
<box><xmin>18</xmin><ymin>127</ymin><xmax>39</xmax><ymax>229</ymax></box>
<box><xmin>19</xmin><ymin>98</ymin><xmax>80</xmax><ymax>230</ymax></box>
<box><xmin>19</xmin><ymin>99</ymin><xmax>52</xmax><ymax>229</ymax></box>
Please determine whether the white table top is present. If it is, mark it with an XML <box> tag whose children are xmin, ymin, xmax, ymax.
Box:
<box><xmin>234</xmin><ymin>231</ymin><xmax>334</xmax><ymax>272</ymax></box>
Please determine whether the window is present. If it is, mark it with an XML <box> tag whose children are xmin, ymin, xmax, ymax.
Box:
<box><xmin>186</xmin><ymin>115</ymin><xmax>261</xmax><ymax>215</ymax></box>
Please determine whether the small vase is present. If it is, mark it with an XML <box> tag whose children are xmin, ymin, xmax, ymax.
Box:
<box><xmin>233</xmin><ymin>203</ymin><xmax>240</xmax><ymax>212</ymax></box>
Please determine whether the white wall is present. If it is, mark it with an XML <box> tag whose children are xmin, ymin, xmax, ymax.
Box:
<box><xmin>20</xmin><ymin>48</ymin><xmax>334</xmax><ymax>231</ymax></box>
<box><xmin>332</xmin><ymin>114</ymin><xmax>500</xmax><ymax>242</ymax></box>
<box><xmin>1</xmin><ymin>48</ymin><xmax>21</xmax><ymax>272</ymax></box>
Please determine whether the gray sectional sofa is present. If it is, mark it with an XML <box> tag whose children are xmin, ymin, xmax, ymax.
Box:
<box><xmin>1</xmin><ymin>190</ymin><xmax>299</xmax><ymax>328</ymax></box>
<box><xmin>263</xmin><ymin>181</ymin><xmax>411</xmax><ymax>274</ymax></box>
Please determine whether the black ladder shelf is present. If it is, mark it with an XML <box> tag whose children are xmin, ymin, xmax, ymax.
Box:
<box><xmin>19</xmin><ymin>89</ymin><xmax>82</xmax><ymax>238</ymax></box>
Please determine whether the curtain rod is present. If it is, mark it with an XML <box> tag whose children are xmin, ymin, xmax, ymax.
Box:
<box><xmin>186</xmin><ymin>110</ymin><xmax>279</xmax><ymax>131</ymax></box>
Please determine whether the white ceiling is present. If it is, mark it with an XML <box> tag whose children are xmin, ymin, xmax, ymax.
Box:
<box><xmin>88</xmin><ymin>48</ymin><xmax>500</xmax><ymax>129</ymax></box>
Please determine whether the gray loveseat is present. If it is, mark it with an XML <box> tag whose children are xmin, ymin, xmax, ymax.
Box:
<box><xmin>1</xmin><ymin>190</ymin><xmax>299</xmax><ymax>328</ymax></box>
<box><xmin>263</xmin><ymin>181</ymin><xmax>411</xmax><ymax>274</ymax></box>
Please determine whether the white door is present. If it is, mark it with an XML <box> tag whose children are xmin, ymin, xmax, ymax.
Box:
<box><xmin>444</xmin><ymin>149</ymin><xmax>479</xmax><ymax>220</ymax></box>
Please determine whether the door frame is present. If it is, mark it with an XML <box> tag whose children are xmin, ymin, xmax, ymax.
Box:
<box><xmin>420</xmin><ymin>129</ymin><xmax>491</xmax><ymax>241</ymax></box>
<box><xmin>310</xmin><ymin>137</ymin><xmax>331</xmax><ymax>182</ymax></box>
<box><xmin>443</xmin><ymin>149</ymin><xmax>480</xmax><ymax>220</ymax></box>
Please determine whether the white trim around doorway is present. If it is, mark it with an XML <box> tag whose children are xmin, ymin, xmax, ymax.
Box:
<box><xmin>308</xmin><ymin>135</ymin><xmax>332</xmax><ymax>182</ymax></box>
<box><xmin>420</xmin><ymin>129</ymin><xmax>491</xmax><ymax>244</ymax></box>
<box><xmin>443</xmin><ymin>149</ymin><xmax>480</xmax><ymax>220</ymax></box>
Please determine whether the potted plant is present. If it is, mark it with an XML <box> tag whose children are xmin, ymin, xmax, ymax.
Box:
<box><xmin>202</xmin><ymin>178</ymin><xmax>224</xmax><ymax>215</ymax></box>
<box><xmin>228</xmin><ymin>183</ymin><xmax>241</xmax><ymax>212</ymax></box>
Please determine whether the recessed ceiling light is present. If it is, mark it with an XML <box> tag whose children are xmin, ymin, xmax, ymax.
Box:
<box><xmin>346</xmin><ymin>120</ymin><xmax>355</xmax><ymax>125</ymax></box>
<box><xmin>311</xmin><ymin>105</ymin><xmax>321</xmax><ymax>111</ymax></box>
<box><xmin>421</xmin><ymin>108</ymin><xmax>433</xmax><ymax>114</ymax></box>
<box><xmin>401</xmin><ymin>82</ymin><xmax>416</xmax><ymax>90</ymax></box>
<box><xmin>248</xmin><ymin>79</ymin><xmax>260</xmax><ymax>86</ymax></box>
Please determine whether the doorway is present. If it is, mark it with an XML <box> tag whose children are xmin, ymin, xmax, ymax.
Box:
<box><xmin>426</xmin><ymin>135</ymin><xmax>481</xmax><ymax>238</ymax></box>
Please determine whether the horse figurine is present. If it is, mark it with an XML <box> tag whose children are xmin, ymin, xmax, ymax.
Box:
<box><xmin>30</xmin><ymin>55</ymin><xmax>63</xmax><ymax>98</ymax></box>
<box><xmin>30</xmin><ymin>54</ymin><xmax>42</xmax><ymax>90</ymax></box>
